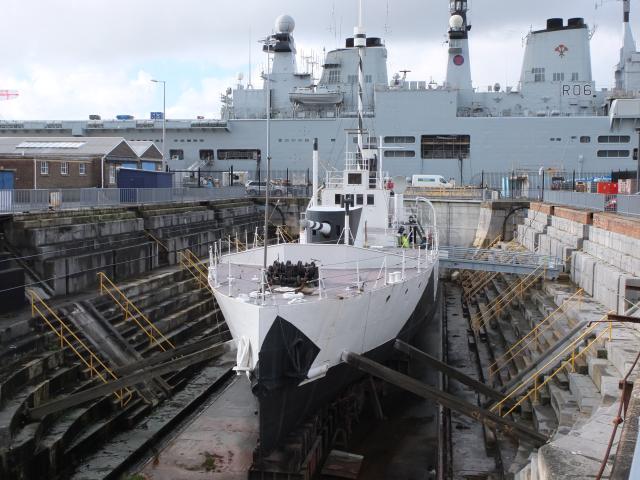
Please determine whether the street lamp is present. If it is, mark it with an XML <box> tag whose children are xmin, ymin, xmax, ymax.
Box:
<box><xmin>151</xmin><ymin>79</ymin><xmax>166</xmax><ymax>170</ymax></box>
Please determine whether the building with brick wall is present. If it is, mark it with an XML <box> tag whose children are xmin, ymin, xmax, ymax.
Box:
<box><xmin>0</xmin><ymin>137</ymin><xmax>163</xmax><ymax>189</ymax></box>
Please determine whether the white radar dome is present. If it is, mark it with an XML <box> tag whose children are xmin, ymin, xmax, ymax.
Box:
<box><xmin>449</xmin><ymin>15</ymin><xmax>464</xmax><ymax>30</ymax></box>
<box><xmin>275</xmin><ymin>15</ymin><xmax>295</xmax><ymax>34</ymax></box>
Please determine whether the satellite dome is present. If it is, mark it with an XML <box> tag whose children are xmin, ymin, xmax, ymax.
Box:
<box><xmin>275</xmin><ymin>15</ymin><xmax>295</xmax><ymax>34</ymax></box>
<box><xmin>449</xmin><ymin>14</ymin><xmax>464</xmax><ymax>30</ymax></box>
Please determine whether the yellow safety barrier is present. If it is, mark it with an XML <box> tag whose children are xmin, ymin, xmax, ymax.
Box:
<box><xmin>29</xmin><ymin>290</ymin><xmax>134</xmax><ymax>406</ymax></box>
<box><xmin>473</xmin><ymin>266</ymin><xmax>546</xmax><ymax>331</ymax></box>
<box><xmin>98</xmin><ymin>272</ymin><xmax>175</xmax><ymax>352</ymax></box>
<box><xmin>491</xmin><ymin>312</ymin><xmax>613</xmax><ymax>416</ymax></box>
<box><xmin>489</xmin><ymin>289</ymin><xmax>584</xmax><ymax>377</ymax></box>
<box><xmin>178</xmin><ymin>249</ymin><xmax>212</xmax><ymax>293</ymax></box>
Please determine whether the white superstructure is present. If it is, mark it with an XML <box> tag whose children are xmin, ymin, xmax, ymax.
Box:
<box><xmin>3</xmin><ymin>2</ymin><xmax>640</xmax><ymax>183</ymax></box>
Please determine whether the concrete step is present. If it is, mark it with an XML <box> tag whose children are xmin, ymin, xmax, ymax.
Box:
<box><xmin>548</xmin><ymin>383</ymin><xmax>579</xmax><ymax>428</ymax></box>
<box><xmin>568</xmin><ymin>373</ymin><xmax>601</xmax><ymax>415</ymax></box>
<box><xmin>532</xmin><ymin>403</ymin><xmax>558</xmax><ymax>437</ymax></box>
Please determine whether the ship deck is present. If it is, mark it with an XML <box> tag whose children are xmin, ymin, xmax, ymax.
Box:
<box><xmin>213</xmin><ymin>244</ymin><xmax>436</xmax><ymax>305</ymax></box>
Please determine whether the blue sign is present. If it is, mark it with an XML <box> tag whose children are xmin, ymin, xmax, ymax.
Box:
<box><xmin>150</xmin><ymin>112</ymin><xmax>164</xmax><ymax>120</ymax></box>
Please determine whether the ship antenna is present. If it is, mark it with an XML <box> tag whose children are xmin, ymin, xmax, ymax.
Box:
<box><xmin>248</xmin><ymin>28</ymin><xmax>253</xmax><ymax>88</ymax></box>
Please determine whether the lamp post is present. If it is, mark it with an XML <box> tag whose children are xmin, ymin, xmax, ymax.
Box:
<box><xmin>151</xmin><ymin>79</ymin><xmax>166</xmax><ymax>170</ymax></box>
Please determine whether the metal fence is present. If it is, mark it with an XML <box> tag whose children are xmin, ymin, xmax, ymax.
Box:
<box><xmin>0</xmin><ymin>186</ymin><xmax>310</xmax><ymax>214</ymax></box>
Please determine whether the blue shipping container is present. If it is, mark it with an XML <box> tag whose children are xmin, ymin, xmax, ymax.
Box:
<box><xmin>117</xmin><ymin>168</ymin><xmax>171</xmax><ymax>189</ymax></box>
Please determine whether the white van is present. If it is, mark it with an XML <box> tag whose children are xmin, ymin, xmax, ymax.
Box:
<box><xmin>411</xmin><ymin>175</ymin><xmax>453</xmax><ymax>188</ymax></box>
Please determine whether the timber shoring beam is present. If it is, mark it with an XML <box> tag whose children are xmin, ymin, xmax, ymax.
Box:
<box><xmin>29</xmin><ymin>341</ymin><xmax>234</xmax><ymax>420</ymax></box>
<box><xmin>342</xmin><ymin>351</ymin><xmax>547</xmax><ymax>446</ymax></box>
<box><xmin>394</xmin><ymin>340</ymin><xmax>506</xmax><ymax>403</ymax></box>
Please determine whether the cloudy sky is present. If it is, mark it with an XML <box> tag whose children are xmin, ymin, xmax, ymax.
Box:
<box><xmin>0</xmin><ymin>0</ymin><xmax>628</xmax><ymax>120</ymax></box>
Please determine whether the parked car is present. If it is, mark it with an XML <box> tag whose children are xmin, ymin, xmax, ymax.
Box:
<box><xmin>245</xmin><ymin>181</ymin><xmax>284</xmax><ymax>196</ymax></box>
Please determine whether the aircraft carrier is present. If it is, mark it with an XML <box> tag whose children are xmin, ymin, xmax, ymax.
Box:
<box><xmin>2</xmin><ymin>0</ymin><xmax>640</xmax><ymax>183</ymax></box>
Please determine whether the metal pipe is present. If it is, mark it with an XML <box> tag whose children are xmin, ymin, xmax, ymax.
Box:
<box><xmin>312</xmin><ymin>138</ymin><xmax>319</xmax><ymax>205</ymax></box>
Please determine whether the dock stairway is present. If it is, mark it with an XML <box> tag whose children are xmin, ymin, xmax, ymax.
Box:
<box><xmin>440</xmin><ymin>246</ymin><xmax>562</xmax><ymax>278</ymax></box>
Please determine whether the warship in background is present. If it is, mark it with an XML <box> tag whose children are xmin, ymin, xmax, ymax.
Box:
<box><xmin>2</xmin><ymin>1</ymin><xmax>640</xmax><ymax>183</ymax></box>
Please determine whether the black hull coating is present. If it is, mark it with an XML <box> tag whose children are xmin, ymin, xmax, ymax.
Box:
<box><xmin>256</xmin><ymin>269</ymin><xmax>438</xmax><ymax>453</ymax></box>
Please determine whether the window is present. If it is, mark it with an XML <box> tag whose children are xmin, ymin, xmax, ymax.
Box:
<box><xmin>384</xmin><ymin>150</ymin><xmax>416</xmax><ymax>158</ymax></box>
<box><xmin>571</xmin><ymin>72</ymin><xmax>579</xmax><ymax>81</ymax></box>
<box><xmin>365</xmin><ymin>74</ymin><xmax>372</xmax><ymax>83</ymax></box>
<box><xmin>356</xmin><ymin>194</ymin><xmax>364</xmax><ymax>205</ymax></box>
<box><xmin>199</xmin><ymin>149</ymin><xmax>214</xmax><ymax>161</ymax></box>
<box><xmin>169</xmin><ymin>149</ymin><xmax>184</xmax><ymax>160</ymax></box>
<box><xmin>40</xmin><ymin>161</ymin><xmax>49</xmax><ymax>175</ymax></box>
<box><xmin>367</xmin><ymin>194</ymin><xmax>375</xmax><ymax>205</ymax></box>
<box><xmin>348</xmin><ymin>173</ymin><xmax>362</xmax><ymax>185</ymax></box>
<box><xmin>327</xmin><ymin>70</ymin><xmax>341</xmax><ymax>84</ymax></box>
<box><xmin>532</xmin><ymin>67</ymin><xmax>545</xmax><ymax>82</ymax></box>
<box><xmin>421</xmin><ymin>135</ymin><xmax>470</xmax><ymax>159</ymax></box>
<box><xmin>217</xmin><ymin>149</ymin><xmax>261</xmax><ymax>160</ymax></box>
<box><xmin>552</xmin><ymin>72</ymin><xmax>565</xmax><ymax>82</ymax></box>
<box><xmin>79</xmin><ymin>163</ymin><xmax>86</xmax><ymax>175</ymax></box>
<box><xmin>384</xmin><ymin>136</ymin><xmax>416</xmax><ymax>144</ymax></box>
<box><xmin>580</xmin><ymin>136</ymin><xmax>591</xmax><ymax>143</ymax></box>
<box><xmin>335</xmin><ymin>194</ymin><xmax>342</xmax><ymax>205</ymax></box>
<box><xmin>347</xmin><ymin>74</ymin><xmax>357</xmax><ymax>84</ymax></box>
<box><xmin>598</xmin><ymin>135</ymin><xmax>631</xmax><ymax>143</ymax></box>
<box><xmin>597</xmin><ymin>150</ymin><xmax>630</xmax><ymax>158</ymax></box>
<box><xmin>352</xmin><ymin>136</ymin><xmax>378</xmax><ymax>146</ymax></box>
<box><xmin>109</xmin><ymin>166</ymin><xmax>116</xmax><ymax>184</ymax></box>
<box><xmin>60</xmin><ymin>162</ymin><xmax>69</xmax><ymax>175</ymax></box>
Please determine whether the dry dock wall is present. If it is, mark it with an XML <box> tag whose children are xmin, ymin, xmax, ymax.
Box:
<box><xmin>517</xmin><ymin>202</ymin><xmax>640</xmax><ymax>314</ymax></box>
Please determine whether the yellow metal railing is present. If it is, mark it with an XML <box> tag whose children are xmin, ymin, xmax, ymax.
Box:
<box><xmin>472</xmin><ymin>266</ymin><xmax>546</xmax><ymax>331</ymax></box>
<box><xmin>29</xmin><ymin>290</ymin><xmax>134</xmax><ymax>405</ymax></box>
<box><xmin>275</xmin><ymin>225</ymin><xmax>296</xmax><ymax>244</ymax></box>
<box><xmin>144</xmin><ymin>230</ymin><xmax>169</xmax><ymax>252</ymax></box>
<box><xmin>491</xmin><ymin>312</ymin><xmax>613</xmax><ymax>416</ymax></box>
<box><xmin>465</xmin><ymin>272</ymin><xmax>499</xmax><ymax>299</ymax></box>
<box><xmin>178</xmin><ymin>248</ymin><xmax>212</xmax><ymax>293</ymax></box>
<box><xmin>98</xmin><ymin>272</ymin><xmax>175</xmax><ymax>352</ymax></box>
<box><xmin>486</xmin><ymin>234</ymin><xmax>502</xmax><ymax>249</ymax></box>
<box><xmin>489</xmin><ymin>289</ymin><xmax>584</xmax><ymax>377</ymax></box>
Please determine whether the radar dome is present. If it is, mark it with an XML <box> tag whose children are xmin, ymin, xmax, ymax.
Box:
<box><xmin>275</xmin><ymin>15</ymin><xmax>295</xmax><ymax>34</ymax></box>
<box><xmin>449</xmin><ymin>14</ymin><xmax>464</xmax><ymax>30</ymax></box>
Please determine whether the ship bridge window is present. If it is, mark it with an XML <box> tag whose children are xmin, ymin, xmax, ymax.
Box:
<box><xmin>356</xmin><ymin>194</ymin><xmax>364</xmax><ymax>205</ymax></box>
<box><xmin>598</xmin><ymin>135</ymin><xmax>631</xmax><ymax>143</ymax></box>
<box><xmin>580</xmin><ymin>136</ymin><xmax>591</xmax><ymax>143</ymax></box>
<box><xmin>572</xmin><ymin>72</ymin><xmax>579</xmax><ymax>81</ymax></box>
<box><xmin>552</xmin><ymin>73</ymin><xmax>565</xmax><ymax>82</ymax></box>
<box><xmin>169</xmin><ymin>149</ymin><xmax>184</xmax><ymax>160</ymax></box>
<box><xmin>421</xmin><ymin>135</ymin><xmax>470</xmax><ymax>159</ymax></box>
<box><xmin>597</xmin><ymin>150</ymin><xmax>630</xmax><ymax>158</ymax></box>
<box><xmin>532</xmin><ymin>67</ymin><xmax>545</xmax><ymax>83</ymax></box>
<box><xmin>367</xmin><ymin>194</ymin><xmax>375</xmax><ymax>205</ymax></box>
<box><xmin>348</xmin><ymin>173</ymin><xmax>363</xmax><ymax>185</ymax></box>
<box><xmin>384</xmin><ymin>136</ymin><xmax>416</xmax><ymax>144</ymax></box>
<box><xmin>384</xmin><ymin>150</ymin><xmax>416</xmax><ymax>158</ymax></box>
<box><xmin>365</xmin><ymin>74</ymin><xmax>372</xmax><ymax>83</ymax></box>
<box><xmin>347</xmin><ymin>75</ymin><xmax>357</xmax><ymax>84</ymax></box>
<box><xmin>199</xmin><ymin>149</ymin><xmax>214</xmax><ymax>161</ymax></box>
<box><xmin>217</xmin><ymin>149</ymin><xmax>261</xmax><ymax>161</ymax></box>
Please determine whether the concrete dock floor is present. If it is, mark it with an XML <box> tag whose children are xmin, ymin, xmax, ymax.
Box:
<box><xmin>139</xmin><ymin>376</ymin><xmax>258</xmax><ymax>479</ymax></box>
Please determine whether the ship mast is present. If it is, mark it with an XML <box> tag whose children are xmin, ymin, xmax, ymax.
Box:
<box><xmin>355</xmin><ymin>0</ymin><xmax>366</xmax><ymax>159</ymax></box>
